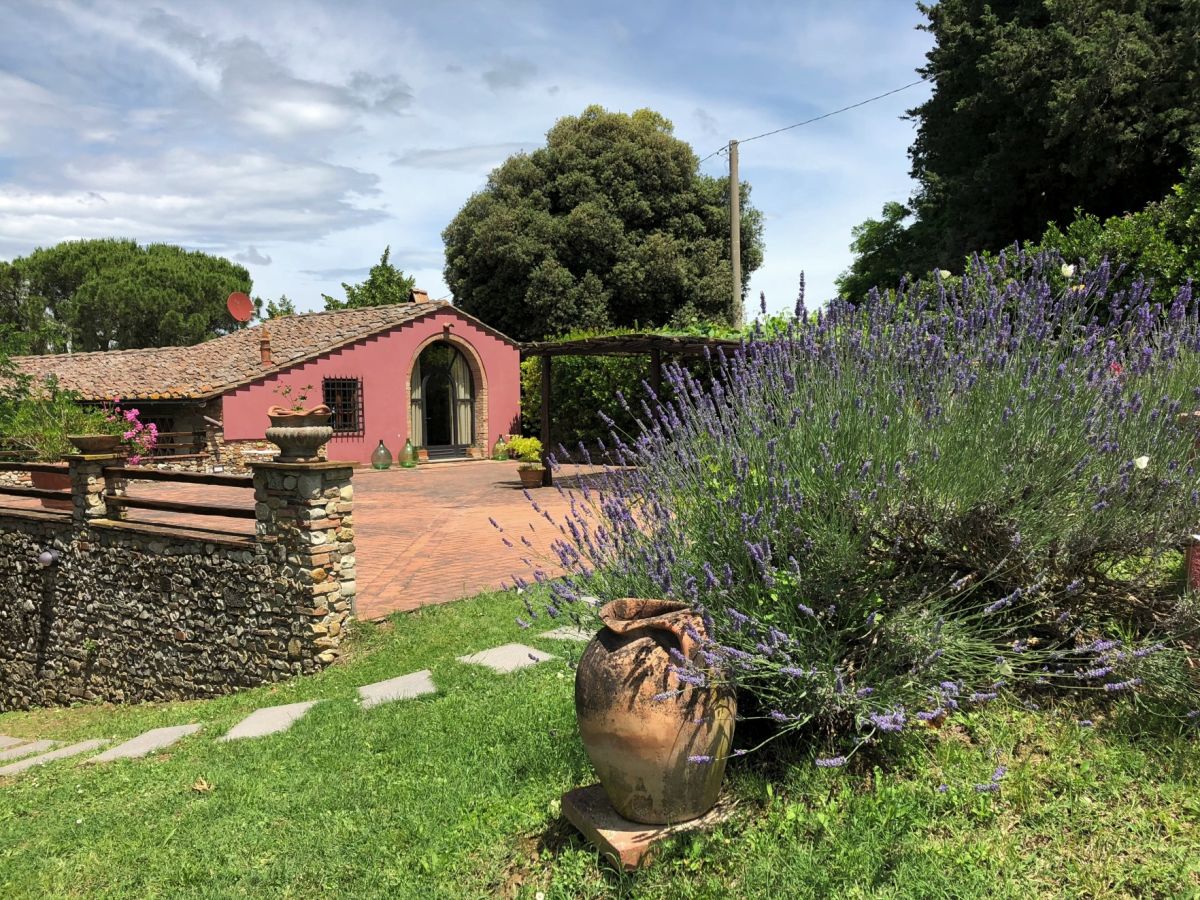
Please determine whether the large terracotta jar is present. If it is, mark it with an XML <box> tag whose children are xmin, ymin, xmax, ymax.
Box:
<box><xmin>265</xmin><ymin>405</ymin><xmax>333</xmax><ymax>462</ymax></box>
<box><xmin>575</xmin><ymin>598</ymin><xmax>736</xmax><ymax>824</ymax></box>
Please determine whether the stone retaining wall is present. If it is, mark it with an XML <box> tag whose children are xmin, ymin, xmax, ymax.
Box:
<box><xmin>0</xmin><ymin>455</ymin><xmax>356</xmax><ymax>712</ymax></box>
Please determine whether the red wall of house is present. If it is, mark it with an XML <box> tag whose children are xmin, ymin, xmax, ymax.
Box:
<box><xmin>222</xmin><ymin>309</ymin><xmax>521</xmax><ymax>464</ymax></box>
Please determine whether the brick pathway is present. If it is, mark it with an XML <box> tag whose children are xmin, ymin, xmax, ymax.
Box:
<box><xmin>3</xmin><ymin>461</ymin><xmax>600</xmax><ymax>620</ymax></box>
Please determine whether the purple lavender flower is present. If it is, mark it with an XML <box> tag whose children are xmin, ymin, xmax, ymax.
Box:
<box><xmin>1103</xmin><ymin>678</ymin><xmax>1142</xmax><ymax>692</ymax></box>
<box><xmin>869</xmin><ymin>709</ymin><xmax>907</xmax><ymax>733</ymax></box>
<box><xmin>688</xmin><ymin>755</ymin><xmax>713</xmax><ymax>764</ymax></box>
<box><xmin>815</xmin><ymin>756</ymin><xmax>847</xmax><ymax>768</ymax></box>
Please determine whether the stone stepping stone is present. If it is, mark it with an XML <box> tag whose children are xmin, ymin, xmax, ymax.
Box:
<box><xmin>219</xmin><ymin>701</ymin><xmax>319</xmax><ymax>742</ymax></box>
<box><xmin>358</xmin><ymin>670</ymin><xmax>437</xmax><ymax>709</ymax></box>
<box><xmin>87</xmin><ymin>724</ymin><xmax>202</xmax><ymax>764</ymax></box>
<box><xmin>457</xmin><ymin>643</ymin><xmax>556</xmax><ymax>674</ymax></box>
<box><xmin>541</xmin><ymin>626</ymin><xmax>594</xmax><ymax>642</ymax></box>
<box><xmin>0</xmin><ymin>739</ymin><xmax>58</xmax><ymax>762</ymax></box>
<box><xmin>0</xmin><ymin>739</ymin><xmax>109</xmax><ymax>777</ymax></box>
<box><xmin>0</xmin><ymin>735</ymin><xmax>29</xmax><ymax>749</ymax></box>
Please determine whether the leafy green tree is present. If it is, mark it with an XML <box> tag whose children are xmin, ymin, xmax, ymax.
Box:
<box><xmin>841</xmin><ymin>0</ymin><xmax>1200</xmax><ymax>295</ymax></box>
<box><xmin>1034</xmin><ymin>146</ymin><xmax>1200</xmax><ymax>303</ymax></box>
<box><xmin>443</xmin><ymin>105</ymin><xmax>764</xmax><ymax>342</ymax></box>
<box><xmin>5</xmin><ymin>239</ymin><xmax>251</xmax><ymax>352</ymax></box>
<box><xmin>263</xmin><ymin>294</ymin><xmax>297</xmax><ymax>319</ymax></box>
<box><xmin>321</xmin><ymin>247</ymin><xmax>415</xmax><ymax>310</ymax></box>
<box><xmin>836</xmin><ymin>202</ymin><xmax>918</xmax><ymax>300</ymax></box>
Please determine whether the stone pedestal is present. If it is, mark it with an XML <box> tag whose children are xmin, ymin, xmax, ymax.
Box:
<box><xmin>562</xmin><ymin>784</ymin><xmax>735</xmax><ymax>871</ymax></box>
<box><xmin>251</xmin><ymin>461</ymin><xmax>356</xmax><ymax>668</ymax></box>
<box><xmin>66</xmin><ymin>453</ymin><xmax>127</xmax><ymax>523</ymax></box>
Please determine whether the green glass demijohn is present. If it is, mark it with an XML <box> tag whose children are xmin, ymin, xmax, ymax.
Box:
<box><xmin>492</xmin><ymin>434</ymin><xmax>508</xmax><ymax>460</ymax></box>
<box><xmin>401</xmin><ymin>438</ymin><xmax>417</xmax><ymax>468</ymax></box>
<box><xmin>371</xmin><ymin>439</ymin><xmax>393</xmax><ymax>470</ymax></box>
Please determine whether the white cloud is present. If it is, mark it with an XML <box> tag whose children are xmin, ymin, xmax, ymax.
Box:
<box><xmin>234</xmin><ymin>246</ymin><xmax>272</xmax><ymax>265</ymax></box>
<box><xmin>0</xmin><ymin>150</ymin><xmax>387</xmax><ymax>251</ymax></box>
<box><xmin>482</xmin><ymin>55</ymin><xmax>539</xmax><ymax>92</ymax></box>
<box><xmin>0</xmin><ymin>0</ymin><xmax>933</xmax><ymax>316</ymax></box>
<box><xmin>392</xmin><ymin>143</ymin><xmax>537</xmax><ymax>172</ymax></box>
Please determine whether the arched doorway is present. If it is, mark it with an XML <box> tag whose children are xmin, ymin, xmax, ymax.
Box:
<box><xmin>410</xmin><ymin>341</ymin><xmax>475</xmax><ymax>458</ymax></box>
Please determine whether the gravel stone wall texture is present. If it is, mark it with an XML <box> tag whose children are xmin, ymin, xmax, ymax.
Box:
<box><xmin>0</xmin><ymin>460</ymin><xmax>355</xmax><ymax>712</ymax></box>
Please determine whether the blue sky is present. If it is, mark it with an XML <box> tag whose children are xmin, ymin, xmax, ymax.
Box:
<box><xmin>0</xmin><ymin>0</ymin><xmax>933</xmax><ymax>317</ymax></box>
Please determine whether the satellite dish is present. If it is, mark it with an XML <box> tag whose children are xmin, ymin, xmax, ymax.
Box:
<box><xmin>227</xmin><ymin>292</ymin><xmax>253</xmax><ymax>323</ymax></box>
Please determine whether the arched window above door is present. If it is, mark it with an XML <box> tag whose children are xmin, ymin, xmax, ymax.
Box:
<box><xmin>410</xmin><ymin>341</ymin><xmax>475</xmax><ymax>449</ymax></box>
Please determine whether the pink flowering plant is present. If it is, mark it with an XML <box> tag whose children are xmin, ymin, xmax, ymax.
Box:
<box><xmin>102</xmin><ymin>399</ymin><xmax>158</xmax><ymax>465</ymax></box>
<box><xmin>513</xmin><ymin>250</ymin><xmax>1200</xmax><ymax>772</ymax></box>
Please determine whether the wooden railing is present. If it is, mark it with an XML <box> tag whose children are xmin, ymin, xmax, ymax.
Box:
<box><xmin>103</xmin><ymin>466</ymin><xmax>254</xmax><ymax>521</ymax></box>
<box><xmin>0</xmin><ymin>462</ymin><xmax>72</xmax><ymax>509</ymax></box>
<box><xmin>0</xmin><ymin>461</ymin><xmax>256</xmax><ymax>530</ymax></box>
<box><xmin>147</xmin><ymin>430</ymin><xmax>208</xmax><ymax>458</ymax></box>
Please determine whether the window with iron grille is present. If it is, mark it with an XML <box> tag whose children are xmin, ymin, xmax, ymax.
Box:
<box><xmin>323</xmin><ymin>377</ymin><xmax>364</xmax><ymax>436</ymax></box>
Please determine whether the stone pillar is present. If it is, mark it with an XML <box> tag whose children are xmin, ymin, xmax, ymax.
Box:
<box><xmin>66</xmin><ymin>453</ymin><xmax>126</xmax><ymax>524</ymax></box>
<box><xmin>250</xmin><ymin>461</ymin><xmax>356</xmax><ymax>669</ymax></box>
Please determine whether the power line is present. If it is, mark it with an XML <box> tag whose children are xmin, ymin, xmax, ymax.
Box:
<box><xmin>697</xmin><ymin>77</ymin><xmax>928</xmax><ymax>164</ymax></box>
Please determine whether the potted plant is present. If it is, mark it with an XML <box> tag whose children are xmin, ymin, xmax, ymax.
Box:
<box><xmin>508</xmin><ymin>436</ymin><xmax>546</xmax><ymax>488</ymax></box>
<box><xmin>266</xmin><ymin>383</ymin><xmax>333</xmax><ymax>462</ymax></box>
<box><xmin>4</xmin><ymin>384</ymin><xmax>156</xmax><ymax>508</ymax></box>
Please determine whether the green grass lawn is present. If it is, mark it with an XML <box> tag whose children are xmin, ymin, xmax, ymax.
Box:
<box><xmin>2</xmin><ymin>590</ymin><xmax>1198</xmax><ymax>899</ymax></box>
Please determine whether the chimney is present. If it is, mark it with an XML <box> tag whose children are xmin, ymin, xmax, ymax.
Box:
<box><xmin>259</xmin><ymin>326</ymin><xmax>272</xmax><ymax>367</ymax></box>
<box><xmin>411</xmin><ymin>288</ymin><xmax>430</xmax><ymax>304</ymax></box>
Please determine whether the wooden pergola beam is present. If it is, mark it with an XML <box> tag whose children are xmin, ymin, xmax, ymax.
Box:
<box><xmin>540</xmin><ymin>355</ymin><xmax>552</xmax><ymax>487</ymax></box>
<box><xmin>522</xmin><ymin>333</ymin><xmax>741</xmax><ymax>485</ymax></box>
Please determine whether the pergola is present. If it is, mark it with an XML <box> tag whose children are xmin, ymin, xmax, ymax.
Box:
<box><xmin>520</xmin><ymin>333</ymin><xmax>744</xmax><ymax>485</ymax></box>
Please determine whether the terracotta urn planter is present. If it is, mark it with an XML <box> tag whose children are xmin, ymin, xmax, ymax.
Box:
<box><xmin>67</xmin><ymin>434</ymin><xmax>121</xmax><ymax>454</ymax></box>
<box><xmin>30</xmin><ymin>469</ymin><xmax>73</xmax><ymax>511</ymax></box>
<box><xmin>518</xmin><ymin>466</ymin><xmax>545</xmax><ymax>489</ymax></box>
<box><xmin>575</xmin><ymin>598</ymin><xmax>736</xmax><ymax>824</ymax></box>
<box><xmin>265</xmin><ymin>405</ymin><xmax>333</xmax><ymax>462</ymax></box>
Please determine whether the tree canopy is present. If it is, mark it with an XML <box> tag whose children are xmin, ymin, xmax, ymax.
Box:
<box><xmin>261</xmin><ymin>294</ymin><xmax>297</xmax><ymax>319</ymax></box>
<box><xmin>1</xmin><ymin>239</ymin><xmax>252</xmax><ymax>353</ymax></box>
<box><xmin>442</xmin><ymin>105</ymin><xmax>764</xmax><ymax>342</ymax></box>
<box><xmin>321</xmin><ymin>247</ymin><xmax>415</xmax><ymax>310</ymax></box>
<box><xmin>839</xmin><ymin>0</ymin><xmax>1200</xmax><ymax>296</ymax></box>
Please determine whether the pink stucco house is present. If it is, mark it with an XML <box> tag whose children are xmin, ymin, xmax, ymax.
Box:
<box><xmin>14</xmin><ymin>293</ymin><xmax>522</xmax><ymax>468</ymax></box>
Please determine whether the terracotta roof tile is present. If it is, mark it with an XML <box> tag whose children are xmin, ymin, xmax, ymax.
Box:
<box><xmin>13</xmin><ymin>300</ymin><xmax>512</xmax><ymax>401</ymax></box>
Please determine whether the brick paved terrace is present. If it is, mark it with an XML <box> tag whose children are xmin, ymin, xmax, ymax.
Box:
<box><xmin>2</xmin><ymin>461</ymin><xmax>604</xmax><ymax>620</ymax></box>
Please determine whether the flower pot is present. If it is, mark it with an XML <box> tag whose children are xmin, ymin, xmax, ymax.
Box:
<box><xmin>30</xmin><ymin>469</ymin><xmax>73</xmax><ymax>511</ymax></box>
<box><xmin>67</xmin><ymin>434</ymin><xmax>121</xmax><ymax>454</ymax></box>
<box><xmin>518</xmin><ymin>466</ymin><xmax>545</xmax><ymax>489</ymax></box>
<box><xmin>265</xmin><ymin>405</ymin><xmax>333</xmax><ymax>463</ymax></box>
<box><xmin>575</xmin><ymin>598</ymin><xmax>736</xmax><ymax>824</ymax></box>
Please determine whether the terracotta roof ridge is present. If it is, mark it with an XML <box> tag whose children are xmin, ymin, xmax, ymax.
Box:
<box><xmin>15</xmin><ymin>344</ymin><xmax>184</xmax><ymax>362</ymax></box>
<box><xmin>263</xmin><ymin>298</ymin><xmax>446</xmax><ymax>323</ymax></box>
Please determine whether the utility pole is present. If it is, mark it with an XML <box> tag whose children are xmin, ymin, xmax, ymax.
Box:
<box><xmin>728</xmin><ymin>139</ymin><xmax>741</xmax><ymax>322</ymax></box>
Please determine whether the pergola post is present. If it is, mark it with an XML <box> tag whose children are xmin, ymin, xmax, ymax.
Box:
<box><xmin>540</xmin><ymin>355</ymin><xmax>553</xmax><ymax>487</ymax></box>
<box><xmin>649</xmin><ymin>346</ymin><xmax>663</xmax><ymax>399</ymax></box>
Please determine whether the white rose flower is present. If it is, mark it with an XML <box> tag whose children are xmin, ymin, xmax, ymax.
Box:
<box><xmin>1133</xmin><ymin>455</ymin><xmax>1150</xmax><ymax>470</ymax></box>
<box><xmin>1061</xmin><ymin>263</ymin><xmax>1076</xmax><ymax>278</ymax></box>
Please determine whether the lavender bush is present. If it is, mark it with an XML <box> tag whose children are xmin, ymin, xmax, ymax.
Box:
<box><xmin>516</xmin><ymin>251</ymin><xmax>1200</xmax><ymax>763</ymax></box>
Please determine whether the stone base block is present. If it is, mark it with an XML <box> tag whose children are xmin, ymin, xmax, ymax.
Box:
<box><xmin>561</xmin><ymin>783</ymin><xmax>735</xmax><ymax>871</ymax></box>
